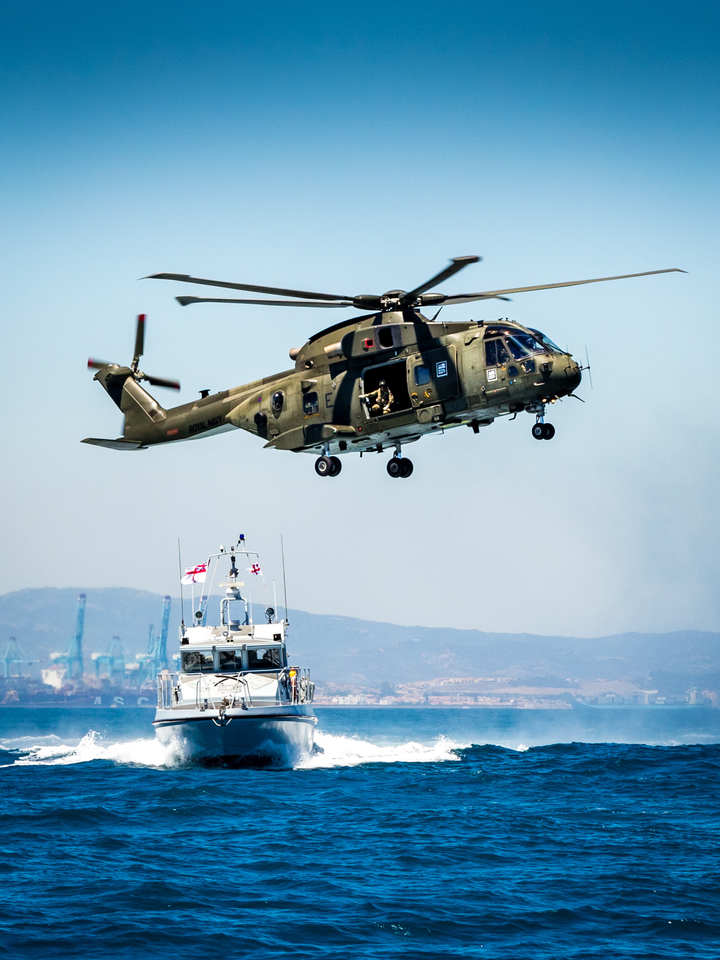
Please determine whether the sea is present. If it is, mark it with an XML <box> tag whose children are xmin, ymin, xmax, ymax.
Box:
<box><xmin>1</xmin><ymin>706</ymin><xmax>719</xmax><ymax>959</ymax></box>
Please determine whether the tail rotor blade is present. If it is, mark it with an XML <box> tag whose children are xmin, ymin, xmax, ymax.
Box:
<box><xmin>132</xmin><ymin>314</ymin><xmax>146</xmax><ymax>370</ymax></box>
<box><xmin>585</xmin><ymin>346</ymin><xmax>593</xmax><ymax>390</ymax></box>
<box><xmin>145</xmin><ymin>374</ymin><xmax>181</xmax><ymax>390</ymax></box>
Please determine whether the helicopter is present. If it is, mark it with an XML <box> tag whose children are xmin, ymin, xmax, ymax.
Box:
<box><xmin>83</xmin><ymin>256</ymin><xmax>683</xmax><ymax>477</ymax></box>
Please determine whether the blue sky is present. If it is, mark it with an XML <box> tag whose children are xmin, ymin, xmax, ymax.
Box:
<box><xmin>1</xmin><ymin>0</ymin><xmax>718</xmax><ymax>636</ymax></box>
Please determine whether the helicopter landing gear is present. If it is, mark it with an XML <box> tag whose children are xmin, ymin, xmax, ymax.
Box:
<box><xmin>315</xmin><ymin>455</ymin><xmax>342</xmax><ymax>477</ymax></box>
<box><xmin>532</xmin><ymin>422</ymin><xmax>555</xmax><ymax>440</ymax></box>
<box><xmin>387</xmin><ymin>457</ymin><xmax>413</xmax><ymax>478</ymax></box>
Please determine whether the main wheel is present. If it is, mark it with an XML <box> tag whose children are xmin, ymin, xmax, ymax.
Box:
<box><xmin>542</xmin><ymin>423</ymin><xmax>555</xmax><ymax>440</ymax></box>
<box><xmin>387</xmin><ymin>457</ymin><xmax>403</xmax><ymax>478</ymax></box>
<box><xmin>315</xmin><ymin>456</ymin><xmax>332</xmax><ymax>477</ymax></box>
<box><xmin>399</xmin><ymin>458</ymin><xmax>414</xmax><ymax>478</ymax></box>
<box><xmin>531</xmin><ymin>423</ymin><xmax>545</xmax><ymax>440</ymax></box>
<box><xmin>329</xmin><ymin>456</ymin><xmax>342</xmax><ymax>476</ymax></box>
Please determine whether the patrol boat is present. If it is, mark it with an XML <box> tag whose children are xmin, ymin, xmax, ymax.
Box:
<box><xmin>153</xmin><ymin>540</ymin><xmax>316</xmax><ymax>763</ymax></box>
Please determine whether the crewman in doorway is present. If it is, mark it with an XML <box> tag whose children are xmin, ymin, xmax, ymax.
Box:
<box><xmin>361</xmin><ymin>380</ymin><xmax>394</xmax><ymax>416</ymax></box>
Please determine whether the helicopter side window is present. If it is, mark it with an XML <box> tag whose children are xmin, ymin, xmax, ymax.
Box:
<box><xmin>485</xmin><ymin>340</ymin><xmax>497</xmax><ymax>366</ymax></box>
<box><xmin>521</xmin><ymin>358</ymin><xmax>536</xmax><ymax>374</ymax></box>
<box><xmin>302</xmin><ymin>392</ymin><xmax>319</xmax><ymax>415</ymax></box>
<box><xmin>218</xmin><ymin>649</ymin><xmax>244</xmax><ymax>672</ymax></box>
<box><xmin>414</xmin><ymin>365</ymin><xmax>431</xmax><ymax>386</ymax></box>
<box><xmin>247</xmin><ymin>647</ymin><xmax>282</xmax><ymax>671</ymax></box>
<box><xmin>182</xmin><ymin>650</ymin><xmax>215</xmax><ymax>673</ymax></box>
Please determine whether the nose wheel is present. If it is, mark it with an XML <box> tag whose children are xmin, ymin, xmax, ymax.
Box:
<box><xmin>315</xmin><ymin>455</ymin><xmax>342</xmax><ymax>477</ymax></box>
<box><xmin>387</xmin><ymin>457</ymin><xmax>413</xmax><ymax>478</ymax></box>
<box><xmin>532</xmin><ymin>422</ymin><xmax>555</xmax><ymax>440</ymax></box>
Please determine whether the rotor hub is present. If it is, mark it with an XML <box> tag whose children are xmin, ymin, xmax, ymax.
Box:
<box><xmin>379</xmin><ymin>290</ymin><xmax>406</xmax><ymax>311</ymax></box>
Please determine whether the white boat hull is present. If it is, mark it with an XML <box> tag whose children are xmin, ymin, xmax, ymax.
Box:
<box><xmin>153</xmin><ymin>705</ymin><xmax>316</xmax><ymax>764</ymax></box>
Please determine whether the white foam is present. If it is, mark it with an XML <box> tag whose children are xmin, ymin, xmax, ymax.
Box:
<box><xmin>5</xmin><ymin>731</ymin><xmax>186</xmax><ymax>768</ymax></box>
<box><xmin>296</xmin><ymin>732</ymin><xmax>464</xmax><ymax>769</ymax></box>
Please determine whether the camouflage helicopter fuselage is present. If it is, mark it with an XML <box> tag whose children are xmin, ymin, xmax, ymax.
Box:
<box><xmin>86</xmin><ymin>307</ymin><xmax>581</xmax><ymax>463</ymax></box>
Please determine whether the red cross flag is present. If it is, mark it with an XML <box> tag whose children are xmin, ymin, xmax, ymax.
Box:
<box><xmin>182</xmin><ymin>562</ymin><xmax>208</xmax><ymax>585</ymax></box>
<box><xmin>249</xmin><ymin>563</ymin><xmax>261</xmax><ymax>576</ymax></box>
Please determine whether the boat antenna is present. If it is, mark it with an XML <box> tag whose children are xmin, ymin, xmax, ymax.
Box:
<box><xmin>281</xmin><ymin>534</ymin><xmax>289</xmax><ymax>625</ymax></box>
<box><xmin>178</xmin><ymin>538</ymin><xmax>185</xmax><ymax>629</ymax></box>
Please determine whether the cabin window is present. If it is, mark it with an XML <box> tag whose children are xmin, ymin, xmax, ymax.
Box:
<box><xmin>271</xmin><ymin>391</ymin><xmax>284</xmax><ymax>413</ymax></box>
<box><xmin>182</xmin><ymin>650</ymin><xmax>214</xmax><ymax>673</ymax></box>
<box><xmin>485</xmin><ymin>340</ymin><xmax>497</xmax><ymax>366</ymax></box>
<box><xmin>218</xmin><ymin>649</ymin><xmax>244</xmax><ymax>672</ymax></box>
<box><xmin>414</xmin><ymin>365</ymin><xmax>431</xmax><ymax>385</ymax></box>
<box><xmin>302</xmin><ymin>392</ymin><xmax>319</xmax><ymax>415</ymax></box>
<box><xmin>247</xmin><ymin>646</ymin><xmax>282</xmax><ymax>670</ymax></box>
<box><xmin>521</xmin><ymin>358</ymin><xmax>536</xmax><ymax>374</ymax></box>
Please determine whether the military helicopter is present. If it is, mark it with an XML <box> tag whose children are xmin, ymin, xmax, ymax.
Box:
<box><xmin>83</xmin><ymin>256</ymin><xmax>683</xmax><ymax>477</ymax></box>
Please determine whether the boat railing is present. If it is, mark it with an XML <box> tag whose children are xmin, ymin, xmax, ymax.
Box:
<box><xmin>157</xmin><ymin>667</ymin><xmax>315</xmax><ymax>709</ymax></box>
<box><xmin>286</xmin><ymin>667</ymin><xmax>315</xmax><ymax>704</ymax></box>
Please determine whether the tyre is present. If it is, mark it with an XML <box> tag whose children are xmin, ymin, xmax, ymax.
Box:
<box><xmin>329</xmin><ymin>456</ymin><xmax>342</xmax><ymax>476</ymax></box>
<box><xmin>315</xmin><ymin>456</ymin><xmax>332</xmax><ymax>477</ymax></box>
<box><xmin>399</xmin><ymin>458</ymin><xmax>414</xmax><ymax>478</ymax></box>
<box><xmin>387</xmin><ymin>458</ymin><xmax>403</xmax><ymax>478</ymax></box>
<box><xmin>542</xmin><ymin>423</ymin><xmax>555</xmax><ymax>440</ymax></box>
<box><xmin>531</xmin><ymin>423</ymin><xmax>545</xmax><ymax>440</ymax></box>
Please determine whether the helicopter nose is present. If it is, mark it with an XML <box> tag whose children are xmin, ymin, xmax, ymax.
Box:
<box><xmin>563</xmin><ymin>360</ymin><xmax>582</xmax><ymax>394</ymax></box>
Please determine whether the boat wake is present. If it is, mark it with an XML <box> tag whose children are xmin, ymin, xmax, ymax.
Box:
<box><xmin>0</xmin><ymin>731</ymin><xmax>187</xmax><ymax>768</ymax></box>
<box><xmin>295</xmin><ymin>731</ymin><xmax>466</xmax><ymax>769</ymax></box>
<box><xmin>1</xmin><ymin>730</ymin><xmax>469</xmax><ymax>770</ymax></box>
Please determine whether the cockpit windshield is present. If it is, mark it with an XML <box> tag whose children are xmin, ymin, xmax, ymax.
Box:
<box><xmin>529</xmin><ymin>329</ymin><xmax>563</xmax><ymax>353</ymax></box>
<box><xmin>506</xmin><ymin>333</ymin><xmax>546</xmax><ymax>359</ymax></box>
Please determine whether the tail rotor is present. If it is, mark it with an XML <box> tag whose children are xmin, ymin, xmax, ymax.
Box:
<box><xmin>87</xmin><ymin>314</ymin><xmax>180</xmax><ymax>391</ymax></box>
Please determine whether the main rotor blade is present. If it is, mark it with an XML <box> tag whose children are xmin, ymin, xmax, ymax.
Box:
<box><xmin>88</xmin><ymin>358</ymin><xmax>112</xmax><ymax>370</ymax></box>
<box><xmin>403</xmin><ymin>255</ymin><xmax>481</xmax><ymax>303</ymax></box>
<box><xmin>423</xmin><ymin>293</ymin><xmax>512</xmax><ymax>305</ymax></box>
<box><xmin>147</xmin><ymin>272</ymin><xmax>352</xmax><ymax>303</ymax></box>
<box><xmin>133</xmin><ymin>314</ymin><xmax>145</xmax><ymax>364</ymax></box>
<box><xmin>439</xmin><ymin>268</ymin><xmax>686</xmax><ymax>303</ymax></box>
<box><xmin>176</xmin><ymin>296</ymin><xmax>354</xmax><ymax>308</ymax></box>
<box><xmin>145</xmin><ymin>374</ymin><xmax>181</xmax><ymax>390</ymax></box>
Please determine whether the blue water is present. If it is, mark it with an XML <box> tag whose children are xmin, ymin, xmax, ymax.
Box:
<box><xmin>1</xmin><ymin>707</ymin><xmax>719</xmax><ymax>959</ymax></box>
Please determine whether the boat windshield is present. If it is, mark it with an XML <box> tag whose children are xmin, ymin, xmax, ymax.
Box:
<box><xmin>182</xmin><ymin>650</ymin><xmax>215</xmax><ymax>673</ymax></box>
<box><xmin>247</xmin><ymin>646</ymin><xmax>283</xmax><ymax>670</ymax></box>
<box><xmin>529</xmin><ymin>328</ymin><xmax>563</xmax><ymax>353</ymax></box>
<box><xmin>218</xmin><ymin>649</ymin><xmax>244</xmax><ymax>672</ymax></box>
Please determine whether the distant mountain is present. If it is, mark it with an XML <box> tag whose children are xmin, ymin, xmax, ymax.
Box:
<box><xmin>1</xmin><ymin>588</ymin><xmax>719</xmax><ymax>692</ymax></box>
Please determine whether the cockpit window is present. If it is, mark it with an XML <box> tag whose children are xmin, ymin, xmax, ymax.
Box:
<box><xmin>507</xmin><ymin>333</ymin><xmax>546</xmax><ymax>358</ymax></box>
<box><xmin>485</xmin><ymin>339</ymin><xmax>510</xmax><ymax>365</ymax></box>
<box><xmin>529</xmin><ymin>329</ymin><xmax>563</xmax><ymax>353</ymax></box>
<box><xmin>484</xmin><ymin>326</ymin><xmax>516</xmax><ymax>338</ymax></box>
